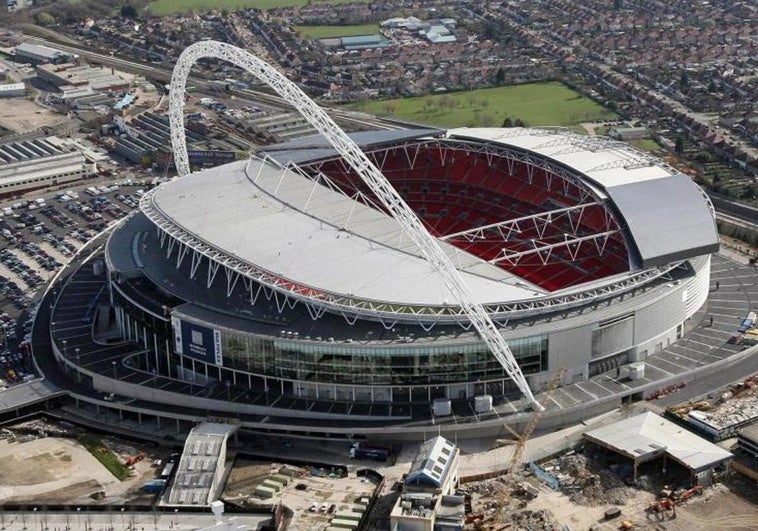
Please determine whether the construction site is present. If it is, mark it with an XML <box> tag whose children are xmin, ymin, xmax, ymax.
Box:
<box><xmin>449</xmin><ymin>373</ymin><xmax>758</xmax><ymax>531</ymax></box>
<box><xmin>666</xmin><ymin>375</ymin><xmax>758</xmax><ymax>441</ymax></box>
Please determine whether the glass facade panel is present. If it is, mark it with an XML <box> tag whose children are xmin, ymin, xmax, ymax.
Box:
<box><xmin>217</xmin><ymin>328</ymin><xmax>548</xmax><ymax>386</ymax></box>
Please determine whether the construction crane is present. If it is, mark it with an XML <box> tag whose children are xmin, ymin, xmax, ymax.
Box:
<box><xmin>498</xmin><ymin>367</ymin><xmax>567</xmax><ymax>472</ymax></box>
<box><xmin>492</xmin><ymin>368</ymin><xmax>566</xmax><ymax>527</ymax></box>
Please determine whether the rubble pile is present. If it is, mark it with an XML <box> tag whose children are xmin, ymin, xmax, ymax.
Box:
<box><xmin>540</xmin><ymin>451</ymin><xmax>634</xmax><ymax>507</ymax></box>
<box><xmin>461</xmin><ymin>478</ymin><xmax>511</xmax><ymax>515</ymax></box>
<box><xmin>568</xmin><ymin>470</ymin><xmax>631</xmax><ymax>506</ymax></box>
<box><xmin>510</xmin><ymin>508</ymin><xmax>560</xmax><ymax>531</ymax></box>
<box><xmin>558</xmin><ymin>454</ymin><xmax>587</xmax><ymax>476</ymax></box>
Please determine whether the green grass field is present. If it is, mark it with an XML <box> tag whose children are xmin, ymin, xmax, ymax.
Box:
<box><xmin>628</xmin><ymin>138</ymin><xmax>662</xmax><ymax>153</ymax></box>
<box><xmin>79</xmin><ymin>436</ymin><xmax>131</xmax><ymax>481</ymax></box>
<box><xmin>294</xmin><ymin>24</ymin><xmax>380</xmax><ymax>39</ymax></box>
<box><xmin>351</xmin><ymin>82</ymin><xmax>619</xmax><ymax>128</ymax></box>
<box><xmin>147</xmin><ymin>0</ymin><xmax>367</xmax><ymax>16</ymax></box>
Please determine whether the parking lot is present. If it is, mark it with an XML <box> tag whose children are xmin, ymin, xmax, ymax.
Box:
<box><xmin>0</xmin><ymin>178</ymin><xmax>146</xmax><ymax>391</ymax></box>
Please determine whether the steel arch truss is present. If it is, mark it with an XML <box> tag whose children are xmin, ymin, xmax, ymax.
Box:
<box><xmin>166</xmin><ymin>41</ymin><xmax>545</xmax><ymax>406</ymax></box>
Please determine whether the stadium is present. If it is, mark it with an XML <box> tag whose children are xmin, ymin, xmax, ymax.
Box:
<box><xmin>47</xmin><ymin>42</ymin><xmax>721</xmax><ymax>440</ymax></box>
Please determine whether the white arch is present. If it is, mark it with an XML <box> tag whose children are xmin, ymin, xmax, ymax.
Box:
<box><xmin>168</xmin><ymin>40</ymin><xmax>539</xmax><ymax>409</ymax></box>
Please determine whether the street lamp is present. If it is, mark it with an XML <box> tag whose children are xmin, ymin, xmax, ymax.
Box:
<box><xmin>32</xmin><ymin>508</ymin><xmax>37</xmax><ymax>531</ymax></box>
<box><xmin>76</xmin><ymin>508</ymin><xmax>81</xmax><ymax>530</ymax></box>
<box><xmin>120</xmin><ymin>508</ymin><xmax>125</xmax><ymax>529</ymax></box>
<box><xmin>62</xmin><ymin>339</ymin><xmax>68</xmax><ymax>357</ymax></box>
<box><xmin>112</xmin><ymin>360</ymin><xmax>117</xmax><ymax>379</ymax></box>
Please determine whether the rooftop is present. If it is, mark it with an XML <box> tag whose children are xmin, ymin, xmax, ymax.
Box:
<box><xmin>584</xmin><ymin>411</ymin><xmax>732</xmax><ymax>472</ymax></box>
<box><xmin>406</xmin><ymin>436</ymin><xmax>458</xmax><ymax>489</ymax></box>
<box><xmin>147</xmin><ymin>158</ymin><xmax>542</xmax><ymax>308</ymax></box>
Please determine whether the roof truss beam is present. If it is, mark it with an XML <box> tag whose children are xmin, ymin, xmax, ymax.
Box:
<box><xmin>490</xmin><ymin>230</ymin><xmax>620</xmax><ymax>266</ymax></box>
<box><xmin>440</xmin><ymin>202</ymin><xmax>603</xmax><ymax>243</ymax></box>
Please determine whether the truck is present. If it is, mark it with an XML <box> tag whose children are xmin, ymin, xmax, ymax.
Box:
<box><xmin>142</xmin><ymin>478</ymin><xmax>167</xmax><ymax>494</ymax></box>
<box><xmin>349</xmin><ymin>442</ymin><xmax>390</xmax><ymax>461</ymax></box>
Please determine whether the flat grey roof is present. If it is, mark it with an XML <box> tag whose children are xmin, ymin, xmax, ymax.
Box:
<box><xmin>16</xmin><ymin>42</ymin><xmax>66</xmax><ymax>59</ymax></box>
<box><xmin>607</xmin><ymin>174</ymin><xmax>719</xmax><ymax>267</ymax></box>
<box><xmin>149</xmin><ymin>159</ymin><xmax>542</xmax><ymax>307</ymax></box>
<box><xmin>584</xmin><ymin>411</ymin><xmax>732</xmax><ymax>472</ymax></box>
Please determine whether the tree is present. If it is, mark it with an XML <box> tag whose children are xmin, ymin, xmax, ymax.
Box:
<box><xmin>502</xmin><ymin>117</ymin><xmax>514</xmax><ymax>127</ymax></box>
<box><xmin>121</xmin><ymin>4</ymin><xmax>138</xmax><ymax>18</ymax></box>
<box><xmin>495</xmin><ymin>67</ymin><xmax>505</xmax><ymax>85</ymax></box>
<box><xmin>675</xmin><ymin>135</ymin><xmax>684</xmax><ymax>154</ymax></box>
<box><xmin>680</xmin><ymin>71</ymin><xmax>689</xmax><ymax>88</ymax></box>
<box><xmin>35</xmin><ymin>12</ymin><xmax>55</xmax><ymax>25</ymax></box>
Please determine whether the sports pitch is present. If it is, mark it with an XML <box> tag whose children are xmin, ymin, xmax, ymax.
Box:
<box><xmin>294</xmin><ymin>24</ymin><xmax>380</xmax><ymax>39</ymax></box>
<box><xmin>351</xmin><ymin>82</ymin><xmax>619</xmax><ymax>128</ymax></box>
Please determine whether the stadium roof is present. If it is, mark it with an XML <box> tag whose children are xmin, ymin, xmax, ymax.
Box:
<box><xmin>148</xmin><ymin>159</ymin><xmax>544</xmax><ymax>307</ymax></box>
<box><xmin>263</xmin><ymin>127</ymin><xmax>718</xmax><ymax>270</ymax></box>
<box><xmin>262</xmin><ymin>128</ymin><xmax>444</xmax><ymax>165</ymax></box>
<box><xmin>447</xmin><ymin>128</ymin><xmax>719</xmax><ymax>268</ymax></box>
<box><xmin>584</xmin><ymin>412</ymin><xmax>732</xmax><ymax>472</ymax></box>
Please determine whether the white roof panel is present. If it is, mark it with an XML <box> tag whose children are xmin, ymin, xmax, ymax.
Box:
<box><xmin>584</xmin><ymin>412</ymin><xmax>732</xmax><ymax>471</ymax></box>
<box><xmin>150</xmin><ymin>159</ymin><xmax>543</xmax><ymax>306</ymax></box>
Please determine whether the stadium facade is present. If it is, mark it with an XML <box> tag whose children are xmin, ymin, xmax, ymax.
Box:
<box><xmin>102</xmin><ymin>124</ymin><xmax>717</xmax><ymax>425</ymax></box>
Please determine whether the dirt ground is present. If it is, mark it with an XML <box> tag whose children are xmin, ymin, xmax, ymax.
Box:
<box><xmin>513</xmin><ymin>476</ymin><xmax>757</xmax><ymax>530</ymax></box>
<box><xmin>0</xmin><ymin>434</ymin><xmax>166</xmax><ymax>504</ymax></box>
<box><xmin>0</xmin><ymin>97</ymin><xmax>62</xmax><ymax>134</ymax></box>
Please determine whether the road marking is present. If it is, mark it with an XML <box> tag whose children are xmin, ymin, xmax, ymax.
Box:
<box><xmin>573</xmin><ymin>382</ymin><xmax>597</xmax><ymax>399</ymax></box>
<box><xmin>644</xmin><ymin>360</ymin><xmax>674</xmax><ymax>376</ymax></box>
<box><xmin>592</xmin><ymin>379</ymin><xmax>618</xmax><ymax>394</ymax></box>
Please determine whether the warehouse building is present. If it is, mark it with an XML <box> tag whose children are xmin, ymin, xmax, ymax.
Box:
<box><xmin>37</xmin><ymin>63</ymin><xmax>130</xmax><ymax>93</ymax></box>
<box><xmin>14</xmin><ymin>42</ymin><xmax>74</xmax><ymax>65</ymax></box>
<box><xmin>0</xmin><ymin>83</ymin><xmax>26</xmax><ymax>98</ymax></box>
<box><xmin>0</xmin><ymin>137</ymin><xmax>91</xmax><ymax>199</ymax></box>
<box><xmin>583</xmin><ymin>412</ymin><xmax>732</xmax><ymax>486</ymax></box>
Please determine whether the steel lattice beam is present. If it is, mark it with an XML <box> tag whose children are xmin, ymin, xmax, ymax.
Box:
<box><xmin>166</xmin><ymin>41</ymin><xmax>540</xmax><ymax>408</ymax></box>
<box><xmin>441</xmin><ymin>202</ymin><xmax>603</xmax><ymax>242</ymax></box>
<box><xmin>490</xmin><ymin>231</ymin><xmax>619</xmax><ymax>266</ymax></box>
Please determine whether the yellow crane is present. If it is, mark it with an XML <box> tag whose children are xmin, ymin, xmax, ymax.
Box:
<box><xmin>493</xmin><ymin>368</ymin><xmax>566</xmax><ymax>525</ymax></box>
<box><xmin>498</xmin><ymin>367</ymin><xmax>566</xmax><ymax>472</ymax></box>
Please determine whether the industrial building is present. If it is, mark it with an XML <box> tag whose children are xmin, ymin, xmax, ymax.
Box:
<box><xmin>583</xmin><ymin>412</ymin><xmax>732</xmax><ymax>486</ymax></box>
<box><xmin>0</xmin><ymin>137</ymin><xmax>90</xmax><ymax>198</ymax></box>
<box><xmin>391</xmin><ymin>436</ymin><xmax>463</xmax><ymax>531</ymax></box>
<box><xmin>37</xmin><ymin>63</ymin><xmax>130</xmax><ymax>93</ymax></box>
<box><xmin>0</xmin><ymin>82</ymin><xmax>26</xmax><ymax>98</ymax></box>
<box><xmin>14</xmin><ymin>42</ymin><xmax>74</xmax><ymax>65</ymax></box>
